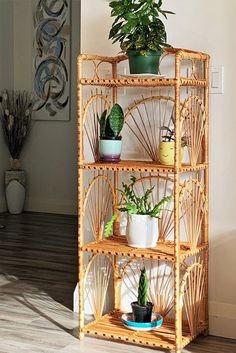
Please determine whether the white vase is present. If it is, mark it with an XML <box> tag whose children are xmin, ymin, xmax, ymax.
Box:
<box><xmin>126</xmin><ymin>214</ymin><xmax>158</xmax><ymax>248</ymax></box>
<box><xmin>5</xmin><ymin>170</ymin><xmax>26</xmax><ymax>214</ymax></box>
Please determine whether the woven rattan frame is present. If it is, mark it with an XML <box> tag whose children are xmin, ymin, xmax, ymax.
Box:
<box><xmin>78</xmin><ymin>48</ymin><xmax>210</xmax><ymax>352</ymax></box>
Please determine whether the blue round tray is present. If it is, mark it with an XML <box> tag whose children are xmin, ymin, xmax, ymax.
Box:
<box><xmin>121</xmin><ymin>312</ymin><xmax>163</xmax><ymax>331</ymax></box>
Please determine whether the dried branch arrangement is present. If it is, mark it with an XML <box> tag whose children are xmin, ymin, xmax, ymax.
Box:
<box><xmin>0</xmin><ymin>90</ymin><xmax>35</xmax><ymax>169</ymax></box>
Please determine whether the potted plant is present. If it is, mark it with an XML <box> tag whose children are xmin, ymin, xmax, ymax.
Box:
<box><xmin>159</xmin><ymin>115</ymin><xmax>188</xmax><ymax>166</ymax></box>
<box><xmin>98</xmin><ymin>103</ymin><xmax>124</xmax><ymax>163</ymax></box>
<box><xmin>131</xmin><ymin>267</ymin><xmax>153</xmax><ymax>322</ymax></box>
<box><xmin>108</xmin><ymin>0</ymin><xmax>174</xmax><ymax>74</ymax></box>
<box><xmin>104</xmin><ymin>176</ymin><xmax>171</xmax><ymax>248</ymax></box>
<box><xmin>0</xmin><ymin>90</ymin><xmax>34</xmax><ymax>214</ymax></box>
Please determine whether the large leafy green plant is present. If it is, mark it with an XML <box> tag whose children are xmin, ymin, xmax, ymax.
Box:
<box><xmin>98</xmin><ymin>103</ymin><xmax>124</xmax><ymax>140</ymax></box>
<box><xmin>104</xmin><ymin>175</ymin><xmax>171</xmax><ymax>236</ymax></box>
<box><xmin>109</xmin><ymin>0</ymin><xmax>174</xmax><ymax>56</ymax></box>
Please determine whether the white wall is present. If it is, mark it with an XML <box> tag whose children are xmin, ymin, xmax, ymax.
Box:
<box><xmin>0</xmin><ymin>0</ymin><xmax>14</xmax><ymax>212</ymax></box>
<box><xmin>81</xmin><ymin>0</ymin><xmax>236</xmax><ymax>339</ymax></box>
<box><xmin>12</xmin><ymin>0</ymin><xmax>80</xmax><ymax>215</ymax></box>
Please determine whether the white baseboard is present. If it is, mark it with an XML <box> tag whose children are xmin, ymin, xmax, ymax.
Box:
<box><xmin>209</xmin><ymin>301</ymin><xmax>236</xmax><ymax>339</ymax></box>
<box><xmin>25</xmin><ymin>197</ymin><xmax>77</xmax><ymax>215</ymax></box>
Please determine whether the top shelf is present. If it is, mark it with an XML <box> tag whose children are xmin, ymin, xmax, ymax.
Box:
<box><xmin>78</xmin><ymin>48</ymin><xmax>210</xmax><ymax>88</ymax></box>
<box><xmin>79</xmin><ymin>77</ymin><xmax>207</xmax><ymax>88</ymax></box>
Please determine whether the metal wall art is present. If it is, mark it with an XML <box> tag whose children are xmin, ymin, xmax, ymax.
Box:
<box><xmin>33</xmin><ymin>0</ymin><xmax>70</xmax><ymax>120</ymax></box>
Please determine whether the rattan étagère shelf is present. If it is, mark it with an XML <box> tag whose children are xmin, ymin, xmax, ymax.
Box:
<box><xmin>78</xmin><ymin>48</ymin><xmax>210</xmax><ymax>353</ymax></box>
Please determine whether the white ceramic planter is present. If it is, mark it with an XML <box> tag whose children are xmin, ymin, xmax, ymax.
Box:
<box><xmin>99</xmin><ymin>139</ymin><xmax>122</xmax><ymax>163</ymax></box>
<box><xmin>5</xmin><ymin>170</ymin><xmax>26</xmax><ymax>215</ymax></box>
<box><xmin>126</xmin><ymin>214</ymin><xmax>158</xmax><ymax>248</ymax></box>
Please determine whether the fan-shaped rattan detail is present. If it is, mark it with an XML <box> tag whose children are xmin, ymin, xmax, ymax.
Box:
<box><xmin>84</xmin><ymin>175</ymin><xmax>115</xmax><ymax>242</ymax></box>
<box><xmin>84</xmin><ymin>254</ymin><xmax>113</xmax><ymax>320</ymax></box>
<box><xmin>120</xmin><ymin>258</ymin><xmax>174</xmax><ymax>317</ymax></box>
<box><xmin>124</xmin><ymin>96</ymin><xmax>175</xmax><ymax>162</ymax></box>
<box><xmin>83</xmin><ymin>92</ymin><xmax>111</xmax><ymax>162</ymax></box>
<box><xmin>180</xmin><ymin>261</ymin><xmax>205</xmax><ymax>336</ymax></box>
<box><xmin>179</xmin><ymin>179</ymin><xmax>207</xmax><ymax>250</ymax></box>
<box><xmin>181</xmin><ymin>95</ymin><xmax>206</xmax><ymax>166</ymax></box>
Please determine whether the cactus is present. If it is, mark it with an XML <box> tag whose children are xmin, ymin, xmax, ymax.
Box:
<box><xmin>138</xmin><ymin>267</ymin><xmax>148</xmax><ymax>306</ymax></box>
<box><xmin>98</xmin><ymin>104</ymin><xmax>124</xmax><ymax>140</ymax></box>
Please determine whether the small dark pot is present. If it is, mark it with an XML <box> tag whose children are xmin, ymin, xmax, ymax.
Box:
<box><xmin>131</xmin><ymin>301</ymin><xmax>153</xmax><ymax>323</ymax></box>
<box><xmin>127</xmin><ymin>50</ymin><xmax>162</xmax><ymax>75</ymax></box>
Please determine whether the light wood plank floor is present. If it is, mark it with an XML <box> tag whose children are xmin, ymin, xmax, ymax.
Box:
<box><xmin>0</xmin><ymin>212</ymin><xmax>235</xmax><ymax>353</ymax></box>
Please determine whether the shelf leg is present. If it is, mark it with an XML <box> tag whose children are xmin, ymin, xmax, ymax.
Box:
<box><xmin>174</xmin><ymin>53</ymin><xmax>182</xmax><ymax>353</ymax></box>
<box><xmin>78</xmin><ymin>168</ymin><xmax>85</xmax><ymax>339</ymax></box>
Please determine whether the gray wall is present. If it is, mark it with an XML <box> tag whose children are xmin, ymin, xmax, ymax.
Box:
<box><xmin>0</xmin><ymin>0</ymin><xmax>14</xmax><ymax>211</ymax></box>
<box><xmin>12</xmin><ymin>0</ymin><xmax>80</xmax><ymax>214</ymax></box>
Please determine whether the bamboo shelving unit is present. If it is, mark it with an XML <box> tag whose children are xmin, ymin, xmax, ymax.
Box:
<box><xmin>78</xmin><ymin>48</ymin><xmax>210</xmax><ymax>353</ymax></box>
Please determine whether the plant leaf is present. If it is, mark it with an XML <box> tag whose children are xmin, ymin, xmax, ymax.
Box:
<box><xmin>104</xmin><ymin>213</ymin><xmax>118</xmax><ymax>237</ymax></box>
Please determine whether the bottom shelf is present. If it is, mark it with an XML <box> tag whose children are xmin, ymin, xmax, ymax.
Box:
<box><xmin>82</xmin><ymin>311</ymin><xmax>205</xmax><ymax>350</ymax></box>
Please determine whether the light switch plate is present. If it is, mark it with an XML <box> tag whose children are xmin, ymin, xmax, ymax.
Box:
<box><xmin>210</xmin><ymin>66</ymin><xmax>224</xmax><ymax>94</ymax></box>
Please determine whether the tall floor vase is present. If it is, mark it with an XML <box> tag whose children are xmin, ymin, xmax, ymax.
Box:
<box><xmin>5</xmin><ymin>170</ymin><xmax>26</xmax><ymax>214</ymax></box>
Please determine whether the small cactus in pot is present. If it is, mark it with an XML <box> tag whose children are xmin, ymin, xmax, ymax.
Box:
<box><xmin>98</xmin><ymin>103</ymin><xmax>124</xmax><ymax>163</ymax></box>
<box><xmin>131</xmin><ymin>267</ymin><xmax>153</xmax><ymax>323</ymax></box>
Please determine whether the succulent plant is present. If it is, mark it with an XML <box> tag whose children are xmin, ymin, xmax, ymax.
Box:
<box><xmin>98</xmin><ymin>103</ymin><xmax>124</xmax><ymax>140</ymax></box>
<box><xmin>161</xmin><ymin>114</ymin><xmax>189</xmax><ymax>147</ymax></box>
<box><xmin>104</xmin><ymin>175</ymin><xmax>171</xmax><ymax>237</ymax></box>
<box><xmin>138</xmin><ymin>267</ymin><xmax>148</xmax><ymax>306</ymax></box>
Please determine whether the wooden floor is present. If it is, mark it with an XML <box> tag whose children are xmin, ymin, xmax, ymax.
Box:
<box><xmin>0</xmin><ymin>212</ymin><xmax>235</xmax><ymax>353</ymax></box>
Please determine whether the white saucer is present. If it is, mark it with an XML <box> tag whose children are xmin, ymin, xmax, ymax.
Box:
<box><xmin>119</xmin><ymin>73</ymin><xmax>165</xmax><ymax>79</ymax></box>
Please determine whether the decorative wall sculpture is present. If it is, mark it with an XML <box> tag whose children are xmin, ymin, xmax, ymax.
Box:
<box><xmin>33</xmin><ymin>0</ymin><xmax>70</xmax><ymax>120</ymax></box>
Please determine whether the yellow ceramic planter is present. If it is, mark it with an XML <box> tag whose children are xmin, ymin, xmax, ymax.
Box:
<box><xmin>158</xmin><ymin>141</ymin><xmax>183</xmax><ymax>166</ymax></box>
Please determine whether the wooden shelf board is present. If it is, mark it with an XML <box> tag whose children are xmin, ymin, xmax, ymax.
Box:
<box><xmin>79</xmin><ymin>77</ymin><xmax>207</xmax><ymax>88</ymax></box>
<box><xmin>82</xmin><ymin>236</ymin><xmax>208</xmax><ymax>261</ymax></box>
<box><xmin>82</xmin><ymin>311</ymin><xmax>199</xmax><ymax>350</ymax></box>
<box><xmin>79</xmin><ymin>160</ymin><xmax>207</xmax><ymax>173</ymax></box>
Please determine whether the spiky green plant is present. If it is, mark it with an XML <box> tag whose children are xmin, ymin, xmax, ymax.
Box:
<box><xmin>138</xmin><ymin>267</ymin><xmax>148</xmax><ymax>306</ymax></box>
<box><xmin>98</xmin><ymin>103</ymin><xmax>124</xmax><ymax>140</ymax></box>
<box><xmin>104</xmin><ymin>175</ymin><xmax>171</xmax><ymax>237</ymax></box>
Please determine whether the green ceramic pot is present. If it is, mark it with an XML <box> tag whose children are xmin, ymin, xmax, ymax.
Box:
<box><xmin>99</xmin><ymin>139</ymin><xmax>122</xmax><ymax>163</ymax></box>
<box><xmin>127</xmin><ymin>50</ymin><xmax>162</xmax><ymax>74</ymax></box>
